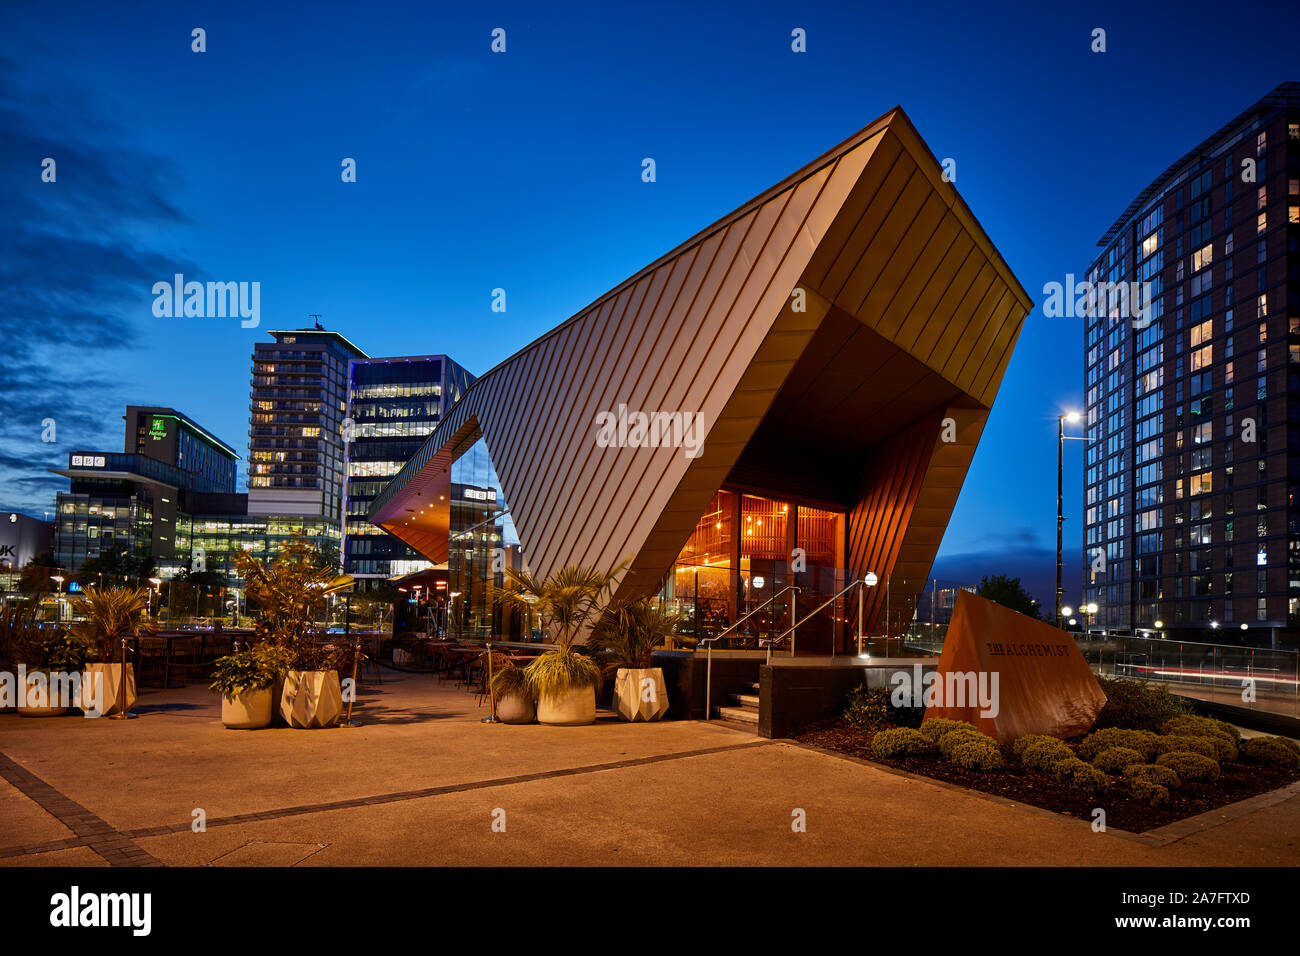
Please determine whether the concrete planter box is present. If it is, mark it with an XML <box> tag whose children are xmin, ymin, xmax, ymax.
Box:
<box><xmin>280</xmin><ymin>670</ymin><xmax>342</xmax><ymax>728</ymax></box>
<box><xmin>537</xmin><ymin>685</ymin><xmax>596</xmax><ymax>725</ymax></box>
<box><xmin>613</xmin><ymin>667</ymin><xmax>669</xmax><ymax>721</ymax></box>
<box><xmin>221</xmin><ymin>687</ymin><xmax>274</xmax><ymax>729</ymax></box>
<box><xmin>82</xmin><ymin>663</ymin><xmax>136</xmax><ymax>717</ymax></box>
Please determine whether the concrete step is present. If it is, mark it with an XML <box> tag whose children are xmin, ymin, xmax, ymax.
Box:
<box><xmin>716</xmin><ymin>705</ymin><xmax>759</xmax><ymax>724</ymax></box>
<box><xmin>735</xmin><ymin>694</ymin><xmax>760</xmax><ymax>708</ymax></box>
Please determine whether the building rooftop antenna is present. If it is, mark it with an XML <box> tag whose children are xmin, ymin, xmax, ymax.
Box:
<box><xmin>309</xmin><ymin>313</ymin><xmax>324</xmax><ymax>330</ymax></box>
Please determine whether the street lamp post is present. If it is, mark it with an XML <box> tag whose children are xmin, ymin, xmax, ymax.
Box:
<box><xmin>50</xmin><ymin>575</ymin><xmax>65</xmax><ymax>622</ymax></box>
<box><xmin>1057</xmin><ymin>410</ymin><xmax>1081</xmax><ymax>626</ymax></box>
<box><xmin>1084</xmin><ymin>602</ymin><xmax>1099</xmax><ymax>638</ymax></box>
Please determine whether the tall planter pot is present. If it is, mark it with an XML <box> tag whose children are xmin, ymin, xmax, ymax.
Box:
<box><xmin>81</xmin><ymin>663</ymin><xmax>137</xmax><ymax>717</ymax></box>
<box><xmin>221</xmin><ymin>687</ymin><xmax>273</xmax><ymax>729</ymax></box>
<box><xmin>17</xmin><ymin>670</ymin><xmax>70</xmax><ymax>717</ymax></box>
<box><xmin>613</xmin><ymin>667</ymin><xmax>669</xmax><ymax>722</ymax></box>
<box><xmin>280</xmin><ymin>670</ymin><xmax>343</xmax><ymax>729</ymax></box>
<box><xmin>536</xmin><ymin>685</ymin><xmax>596</xmax><ymax>726</ymax></box>
<box><xmin>495</xmin><ymin>691</ymin><xmax>536</xmax><ymax>724</ymax></box>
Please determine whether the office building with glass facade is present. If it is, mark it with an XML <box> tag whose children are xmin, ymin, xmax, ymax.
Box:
<box><xmin>368</xmin><ymin>107</ymin><xmax>1031</xmax><ymax>650</ymax></box>
<box><xmin>343</xmin><ymin>354</ymin><xmax>474</xmax><ymax>584</ymax></box>
<box><xmin>50</xmin><ymin>409</ymin><xmax>337</xmax><ymax>584</ymax></box>
<box><xmin>1081</xmin><ymin>83</ymin><xmax>1300</xmax><ymax>647</ymax></box>
<box><xmin>248</xmin><ymin>327</ymin><xmax>367</xmax><ymax>522</ymax></box>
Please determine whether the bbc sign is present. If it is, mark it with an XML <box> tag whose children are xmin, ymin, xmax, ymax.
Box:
<box><xmin>70</xmin><ymin>455</ymin><xmax>107</xmax><ymax>467</ymax></box>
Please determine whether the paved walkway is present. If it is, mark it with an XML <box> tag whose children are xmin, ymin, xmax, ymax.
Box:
<box><xmin>1</xmin><ymin>671</ymin><xmax>1297</xmax><ymax>866</ymax></box>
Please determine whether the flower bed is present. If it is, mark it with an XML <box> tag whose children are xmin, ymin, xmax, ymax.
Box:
<box><xmin>795</xmin><ymin>682</ymin><xmax>1300</xmax><ymax>833</ymax></box>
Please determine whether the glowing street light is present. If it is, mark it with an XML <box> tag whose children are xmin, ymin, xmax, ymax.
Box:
<box><xmin>1057</xmin><ymin>408</ymin><xmax>1082</xmax><ymax>625</ymax></box>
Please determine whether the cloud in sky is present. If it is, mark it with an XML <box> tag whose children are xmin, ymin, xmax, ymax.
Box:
<box><xmin>0</xmin><ymin>54</ymin><xmax>195</xmax><ymax>515</ymax></box>
<box><xmin>929</xmin><ymin>527</ymin><xmax>1090</xmax><ymax>611</ymax></box>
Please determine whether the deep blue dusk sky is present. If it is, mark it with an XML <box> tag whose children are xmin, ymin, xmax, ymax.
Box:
<box><xmin>3</xmin><ymin>0</ymin><xmax>1297</xmax><ymax>606</ymax></box>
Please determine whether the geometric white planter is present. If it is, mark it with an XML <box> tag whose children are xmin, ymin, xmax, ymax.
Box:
<box><xmin>280</xmin><ymin>670</ymin><xmax>343</xmax><ymax>729</ymax></box>
<box><xmin>81</xmin><ymin>663</ymin><xmax>137</xmax><ymax>717</ymax></box>
<box><xmin>495</xmin><ymin>691</ymin><xmax>536</xmax><ymax>724</ymax></box>
<box><xmin>536</xmin><ymin>685</ymin><xmax>596</xmax><ymax>726</ymax></box>
<box><xmin>613</xmin><ymin>667</ymin><xmax>669</xmax><ymax>722</ymax></box>
<box><xmin>221</xmin><ymin>687</ymin><xmax>273</xmax><ymax>729</ymax></box>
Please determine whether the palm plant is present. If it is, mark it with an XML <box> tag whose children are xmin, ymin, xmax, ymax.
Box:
<box><xmin>589</xmin><ymin>596</ymin><xmax>682</xmax><ymax>674</ymax></box>
<box><xmin>499</xmin><ymin>559</ymin><xmax>628</xmax><ymax>699</ymax></box>
<box><xmin>0</xmin><ymin>598</ymin><xmax>86</xmax><ymax>673</ymax></box>
<box><xmin>233</xmin><ymin>535</ymin><xmax>333</xmax><ymax>669</ymax></box>
<box><xmin>70</xmin><ymin>586</ymin><xmax>155</xmax><ymax>661</ymax></box>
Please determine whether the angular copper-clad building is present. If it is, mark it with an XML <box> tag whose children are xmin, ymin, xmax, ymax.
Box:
<box><xmin>370</xmin><ymin>106</ymin><xmax>1031</xmax><ymax>651</ymax></box>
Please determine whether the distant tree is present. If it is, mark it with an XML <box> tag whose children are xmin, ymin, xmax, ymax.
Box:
<box><xmin>311</xmin><ymin>536</ymin><xmax>341</xmax><ymax>573</ymax></box>
<box><xmin>976</xmin><ymin>574</ymin><xmax>1041</xmax><ymax>619</ymax></box>
<box><xmin>18</xmin><ymin>560</ymin><xmax>55</xmax><ymax>595</ymax></box>
<box><xmin>76</xmin><ymin>547</ymin><xmax>155</xmax><ymax>586</ymax></box>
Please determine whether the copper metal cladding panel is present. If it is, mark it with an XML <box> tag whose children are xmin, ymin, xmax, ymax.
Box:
<box><xmin>370</xmin><ymin>106</ymin><xmax>1031</xmax><ymax>611</ymax></box>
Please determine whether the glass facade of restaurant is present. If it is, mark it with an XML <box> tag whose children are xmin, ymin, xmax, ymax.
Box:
<box><xmin>446</xmin><ymin>438</ymin><xmax>524</xmax><ymax>640</ymax></box>
<box><xmin>663</xmin><ymin>489</ymin><xmax>851</xmax><ymax>652</ymax></box>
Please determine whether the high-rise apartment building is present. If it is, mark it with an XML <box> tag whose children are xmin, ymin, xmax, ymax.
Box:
<box><xmin>1082</xmin><ymin>83</ymin><xmax>1300</xmax><ymax>647</ymax></box>
<box><xmin>248</xmin><ymin>327</ymin><xmax>367</xmax><ymax>523</ymax></box>
<box><xmin>343</xmin><ymin>355</ymin><xmax>473</xmax><ymax>583</ymax></box>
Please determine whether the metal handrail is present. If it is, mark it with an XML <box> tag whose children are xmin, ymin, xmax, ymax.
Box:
<box><xmin>700</xmin><ymin>585</ymin><xmax>799</xmax><ymax>720</ymax></box>
<box><xmin>712</xmin><ymin>586</ymin><xmax>800</xmax><ymax>645</ymax></box>
<box><xmin>762</xmin><ymin>578</ymin><xmax>864</xmax><ymax>664</ymax></box>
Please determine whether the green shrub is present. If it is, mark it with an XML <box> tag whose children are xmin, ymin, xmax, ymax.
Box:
<box><xmin>1020</xmin><ymin>737</ymin><xmax>1075</xmax><ymax>771</ymax></box>
<box><xmin>1162</xmin><ymin>714</ymin><xmax>1240</xmax><ymax>742</ymax></box>
<box><xmin>1125</xmin><ymin>763</ymin><xmax>1181</xmax><ymax>789</ymax></box>
<box><xmin>871</xmin><ymin>727</ymin><xmax>937</xmax><ymax>759</ymax></box>
<box><xmin>209</xmin><ymin>645</ymin><xmax>289</xmax><ymax>698</ymax></box>
<box><xmin>1012</xmin><ymin>733</ymin><xmax>1064</xmax><ymax>759</ymax></box>
<box><xmin>1155</xmin><ymin>751</ymin><xmax>1221</xmax><ymax>783</ymax></box>
<box><xmin>948</xmin><ymin>737</ymin><xmax>1005</xmax><ymax>771</ymax></box>
<box><xmin>920</xmin><ymin>718</ymin><xmax>981</xmax><ymax>744</ymax></box>
<box><xmin>1239</xmin><ymin>736</ymin><xmax>1300</xmax><ymax>768</ymax></box>
<box><xmin>1129</xmin><ymin>779</ymin><xmax>1170</xmax><ymax>807</ymax></box>
<box><xmin>938</xmin><ymin>727</ymin><xmax>990</xmax><ymax>757</ymax></box>
<box><xmin>1153</xmin><ymin>734</ymin><xmax>1220</xmax><ymax>760</ymax></box>
<box><xmin>1079</xmin><ymin>727</ymin><xmax>1160</xmax><ymax>761</ymax></box>
<box><xmin>842</xmin><ymin>685</ymin><xmax>922</xmax><ymax>728</ymax></box>
<box><xmin>1091</xmin><ymin>746</ymin><xmax>1144</xmax><ymax>775</ymax></box>
<box><xmin>1094</xmin><ymin>677</ymin><xmax>1189</xmax><ymax>730</ymax></box>
<box><xmin>1053</xmin><ymin>756</ymin><xmax>1111</xmax><ymax>794</ymax></box>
